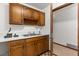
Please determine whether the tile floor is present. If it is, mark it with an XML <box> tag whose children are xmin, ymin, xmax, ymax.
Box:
<box><xmin>53</xmin><ymin>43</ymin><xmax>78</xmax><ymax>56</ymax></box>
<box><xmin>41</xmin><ymin>43</ymin><xmax>78</xmax><ymax>56</ymax></box>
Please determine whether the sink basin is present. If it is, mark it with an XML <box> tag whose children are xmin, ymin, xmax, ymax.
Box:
<box><xmin>22</xmin><ymin>34</ymin><xmax>40</xmax><ymax>37</ymax></box>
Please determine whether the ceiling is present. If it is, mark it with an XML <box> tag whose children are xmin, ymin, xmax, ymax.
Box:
<box><xmin>26</xmin><ymin>3</ymin><xmax>49</xmax><ymax>10</ymax></box>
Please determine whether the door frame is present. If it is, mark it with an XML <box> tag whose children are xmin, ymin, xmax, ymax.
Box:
<box><xmin>77</xmin><ymin>3</ymin><xmax>79</xmax><ymax>56</ymax></box>
<box><xmin>50</xmin><ymin>3</ymin><xmax>53</xmax><ymax>55</ymax></box>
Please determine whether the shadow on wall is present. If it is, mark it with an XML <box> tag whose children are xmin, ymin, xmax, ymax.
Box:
<box><xmin>0</xmin><ymin>42</ymin><xmax>8</xmax><ymax>56</ymax></box>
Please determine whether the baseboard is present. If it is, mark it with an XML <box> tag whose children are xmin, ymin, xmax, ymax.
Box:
<box><xmin>53</xmin><ymin>42</ymin><xmax>78</xmax><ymax>51</ymax></box>
<box><xmin>53</xmin><ymin>53</ymin><xmax>58</xmax><ymax>56</ymax></box>
<box><xmin>39</xmin><ymin>50</ymin><xmax>49</xmax><ymax>56</ymax></box>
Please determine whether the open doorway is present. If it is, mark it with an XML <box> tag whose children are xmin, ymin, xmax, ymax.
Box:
<box><xmin>52</xmin><ymin>3</ymin><xmax>78</xmax><ymax>56</ymax></box>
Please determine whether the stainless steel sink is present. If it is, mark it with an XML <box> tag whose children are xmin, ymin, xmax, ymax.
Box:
<box><xmin>22</xmin><ymin>34</ymin><xmax>40</xmax><ymax>37</ymax></box>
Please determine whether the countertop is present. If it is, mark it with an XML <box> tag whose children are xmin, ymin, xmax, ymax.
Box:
<box><xmin>0</xmin><ymin>34</ymin><xmax>49</xmax><ymax>42</ymax></box>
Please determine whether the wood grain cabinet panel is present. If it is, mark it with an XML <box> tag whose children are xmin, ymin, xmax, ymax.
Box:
<box><xmin>33</xmin><ymin>10</ymin><xmax>40</xmax><ymax>20</ymax></box>
<box><xmin>8</xmin><ymin>40</ymin><xmax>24</xmax><ymax>47</ymax></box>
<box><xmin>37</xmin><ymin>39</ymin><xmax>44</xmax><ymax>55</ymax></box>
<box><xmin>24</xmin><ymin>40</ymin><xmax>35</xmax><ymax>56</ymax></box>
<box><xmin>38</xmin><ymin>12</ymin><xmax>45</xmax><ymax>26</ymax></box>
<box><xmin>9</xmin><ymin>3</ymin><xmax>45</xmax><ymax>26</ymax></box>
<box><xmin>24</xmin><ymin>36</ymin><xmax>49</xmax><ymax>56</ymax></box>
<box><xmin>8</xmin><ymin>35</ymin><xmax>49</xmax><ymax>56</ymax></box>
<box><xmin>23</xmin><ymin>7</ymin><xmax>33</xmax><ymax>19</ymax></box>
<box><xmin>42</xmin><ymin>37</ymin><xmax>49</xmax><ymax>52</ymax></box>
<box><xmin>9</xmin><ymin>45</ymin><xmax>23</xmax><ymax>56</ymax></box>
<box><xmin>9</xmin><ymin>3</ymin><xmax>23</xmax><ymax>24</ymax></box>
<box><xmin>37</xmin><ymin>36</ymin><xmax>49</xmax><ymax>55</ymax></box>
<box><xmin>8</xmin><ymin>40</ymin><xmax>24</xmax><ymax>56</ymax></box>
<box><xmin>24</xmin><ymin>45</ymin><xmax>35</xmax><ymax>56</ymax></box>
<box><xmin>24</xmin><ymin>38</ymin><xmax>38</xmax><ymax>56</ymax></box>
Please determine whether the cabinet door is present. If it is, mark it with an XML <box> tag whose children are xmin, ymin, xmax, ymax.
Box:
<box><xmin>23</xmin><ymin>7</ymin><xmax>33</xmax><ymax>19</ymax></box>
<box><xmin>37</xmin><ymin>36</ymin><xmax>49</xmax><ymax>55</ymax></box>
<box><xmin>9</xmin><ymin>3</ymin><xmax>23</xmax><ymax>24</ymax></box>
<box><xmin>36</xmin><ymin>36</ymin><xmax>49</xmax><ymax>55</ymax></box>
<box><xmin>37</xmin><ymin>39</ymin><xmax>44</xmax><ymax>55</ymax></box>
<box><xmin>9</xmin><ymin>45</ymin><xmax>23</xmax><ymax>56</ymax></box>
<box><xmin>43</xmin><ymin>37</ymin><xmax>49</xmax><ymax>52</ymax></box>
<box><xmin>33</xmin><ymin>10</ymin><xmax>40</xmax><ymax>20</ymax></box>
<box><xmin>38</xmin><ymin>12</ymin><xmax>45</xmax><ymax>26</ymax></box>
<box><xmin>24</xmin><ymin>41</ymin><xmax>35</xmax><ymax>56</ymax></box>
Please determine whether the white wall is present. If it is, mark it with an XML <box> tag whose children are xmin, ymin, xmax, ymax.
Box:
<box><xmin>53</xmin><ymin>4</ymin><xmax>78</xmax><ymax>46</ymax></box>
<box><xmin>41</xmin><ymin>4</ymin><xmax>50</xmax><ymax>35</ymax></box>
<box><xmin>0</xmin><ymin>3</ymin><xmax>9</xmax><ymax>34</ymax></box>
<box><xmin>53</xmin><ymin>3</ymin><xmax>66</xmax><ymax>9</ymax></box>
<box><xmin>0</xmin><ymin>3</ymin><xmax>9</xmax><ymax>55</ymax></box>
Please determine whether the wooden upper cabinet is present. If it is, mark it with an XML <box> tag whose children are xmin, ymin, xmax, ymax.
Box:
<box><xmin>23</xmin><ymin>6</ymin><xmax>33</xmax><ymax>20</ymax></box>
<box><xmin>33</xmin><ymin>10</ymin><xmax>40</xmax><ymax>20</ymax></box>
<box><xmin>9</xmin><ymin>3</ymin><xmax>45</xmax><ymax>26</ymax></box>
<box><xmin>9</xmin><ymin>3</ymin><xmax>23</xmax><ymax>25</ymax></box>
<box><xmin>38</xmin><ymin>12</ymin><xmax>45</xmax><ymax>26</ymax></box>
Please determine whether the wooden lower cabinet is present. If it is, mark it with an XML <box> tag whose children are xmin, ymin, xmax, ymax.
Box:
<box><xmin>37</xmin><ymin>36</ymin><xmax>49</xmax><ymax>55</ymax></box>
<box><xmin>8</xmin><ymin>40</ymin><xmax>24</xmax><ymax>56</ymax></box>
<box><xmin>43</xmin><ymin>37</ymin><xmax>49</xmax><ymax>52</ymax></box>
<box><xmin>37</xmin><ymin>39</ymin><xmax>44</xmax><ymax>55</ymax></box>
<box><xmin>24</xmin><ymin>40</ymin><xmax>36</xmax><ymax>56</ymax></box>
<box><xmin>9</xmin><ymin>45</ymin><xmax>23</xmax><ymax>56</ymax></box>
<box><xmin>9</xmin><ymin>35</ymin><xmax>49</xmax><ymax>56</ymax></box>
<box><xmin>24</xmin><ymin>36</ymin><xmax>49</xmax><ymax>56</ymax></box>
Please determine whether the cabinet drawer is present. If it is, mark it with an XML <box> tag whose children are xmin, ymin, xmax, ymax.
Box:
<box><xmin>8</xmin><ymin>40</ymin><xmax>24</xmax><ymax>47</ymax></box>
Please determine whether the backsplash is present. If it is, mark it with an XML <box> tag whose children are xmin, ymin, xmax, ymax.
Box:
<box><xmin>9</xmin><ymin>25</ymin><xmax>42</xmax><ymax>36</ymax></box>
